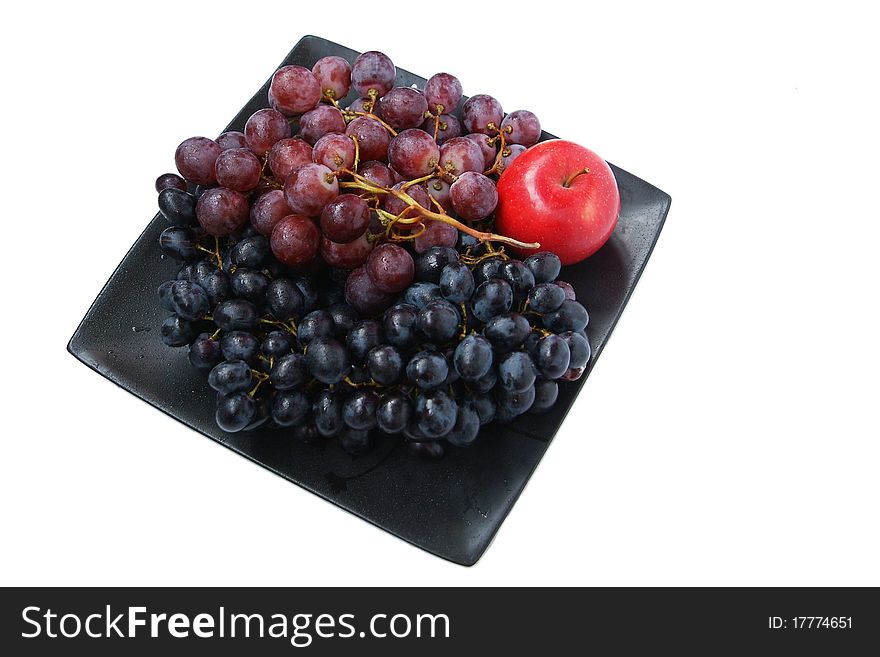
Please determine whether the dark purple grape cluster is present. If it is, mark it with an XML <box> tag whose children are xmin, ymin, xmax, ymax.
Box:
<box><xmin>152</xmin><ymin>49</ymin><xmax>588</xmax><ymax>458</ymax></box>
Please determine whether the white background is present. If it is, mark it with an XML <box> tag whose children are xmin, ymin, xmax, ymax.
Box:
<box><xmin>1</xmin><ymin>1</ymin><xmax>877</xmax><ymax>586</ymax></box>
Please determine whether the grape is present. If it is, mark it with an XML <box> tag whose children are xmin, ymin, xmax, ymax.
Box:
<box><xmin>483</xmin><ymin>312</ymin><xmax>530</xmax><ymax>352</ymax></box>
<box><xmin>170</xmin><ymin>280</ymin><xmax>209</xmax><ymax>321</ymax></box>
<box><xmin>425</xmin><ymin>178</ymin><xmax>452</xmax><ymax>212</ymax></box>
<box><xmin>560</xmin><ymin>331</ymin><xmax>591</xmax><ymax>369</ymax></box>
<box><xmin>347</xmin><ymin>96</ymin><xmax>379</xmax><ymax>114</ymax></box>
<box><xmin>534</xmin><ymin>334</ymin><xmax>571</xmax><ymax>379</ymax></box>
<box><xmin>343</xmin><ymin>390</ymin><xmax>380</xmax><ymax>430</ymax></box>
<box><xmin>383</xmin><ymin>304</ymin><xmax>419</xmax><ymax>348</ymax></box>
<box><xmin>244</xmin><ymin>108</ymin><xmax>291</xmax><ymax>157</ymax></box>
<box><xmin>320</xmin><ymin>194</ymin><xmax>370</xmax><ymax>243</ymax></box>
<box><xmin>200</xmin><ymin>270</ymin><xmax>230</xmax><ymax>308</ymax></box>
<box><xmin>298</xmin><ymin>105</ymin><xmax>346</xmax><ymax>145</ymax></box>
<box><xmin>306</xmin><ymin>336</ymin><xmax>350</xmax><ymax>384</ymax></box>
<box><xmin>269</xmin><ymin>353</ymin><xmax>309</xmax><ymax>390</ymax></box>
<box><xmin>345</xmin><ymin>116</ymin><xmax>390</xmax><ymax>162</ymax></box>
<box><xmin>208</xmin><ymin>360</ymin><xmax>252</xmax><ymax>394</ymax></box>
<box><xmin>496</xmin><ymin>384</ymin><xmax>535</xmax><ymax>421</ymax></box>
<box><xmin>467</xmin><ymin>393</ymin><xmax>496</xmax><ymax>425</ymax></box>
<box><xmin>175</xmin><ymin>137</ymin><xmax>222</xmax><ymax>185</ymax></box>
<box><xmin>421</xmin><ymin>114</ymin><xmax>462</xmax><ymax>145</ymax></box>
<box><xmin>249</xmin><ymin>189</ymin><xmax>289</xmax><ymax>237</ymax></box>
<box><xmin>531</xmin><ymin>379</ymin><xmax>558</xmax><ymax>413</ymax></box>
<box><xmin>159</xmin><ymin>315</ymin><xmax>192</xmax><ymax>347</ymax></box>
<box><xmin>187</xmin><ymin>260</ymin><xmax>216</xmax><ymax>287</ymax></box>
<box><xmin>449</xmin><ymin>172</ymin><xmax>498</xmax><ymax>221</ymax></box>
<box><xmin>439</xmin><ymin>137</ymin><xmax>484</xmax><ymax>176</ymax></box>
<box><xmin>269</xmin><ymin>65</ymin><xmax>321</xmax><ymax>116</ymax></box>
<box><xmin>462</xmin><ymin>394</ymin><xmax>495</xmax><ymax>426</ymax></box>
<box><xmin>376</xmin><ymin>391</ymin><xmax>411</xmax><ymax>434</ymax></box>
<box><xmin>351</xmin><ymin>51</ymin><xmax>396</xmax><ymax>97</ymax></box>
<box><xmin>501</xmin><ymin>260</ymin><xmax>536</xmax><ymax>300</ymax></box>
<box><xmin>312</xmin><ymin>133</ymin><xmax>356</xmax><ymax>171</ymax></box>
<box><xmin>366</xmin><ymin>345</ymin><xmax>404</xmax><ymax>385</ymax></box>
<box><xmin>424</xmin><ymin>73</ymin><xmax>463</xmax><ymax>114</ymax></box>
<box><xmin>216</xmin><ymin>392</ymin><xmax>256</xmax><ymax>432</ymax></box>
<box><xmin>213</xmin><ymin>299</ymin><xmax>258</xmax><ymax>331</ymax></box>
<box><xmin>378</xmin><ymin>87</ymin><xmax>429</xmax><ymax>130</ymax></box>
<box><xmin>358</xmin><ymin>160</ymin><xmax>394</xmax><ymax>188</ymax></box>
<box><xmin>406</xmin><ymin>350</ymin><xmax>448</xmax><ymax>390</ymax></box>
<box><xmin>188</xmin><ymin>333</ymin><xmax>222</xmax><ymax>373</ymax></box>
<box><xmin>344</xmin><ymin>265</ymin><xmax>394</xmax><ymax>315</ymax></box>
<box><xmin>462</xmin><ymin>95</ymin><xmax>504</xmax><ymax>135</ymax></box>
<box><xmin>347</xmin><ymin>320</ymin><xmax>384</xmax><ymax>362</ymax></box>
<box><xmin>293</xmin><ymin>423</ymin><xmax>320</xmax><ymax>443</ymax></box>
<box><xmin>414</xmin><ymin>220</ymin><xmax>459</xmax><ymax>254</ymax></box>
<box><xmin>498</xmin><ymin>144</ymin><xmax>526</xmax><ymax>173</ymax></box>
<box><xmin>159</xmin><ymin>226</ymin><xmax>199</xmax><ymax>260</ymax></box>
<box><xmin>453</xmin><ymin>335</ymin><xmax>493</xmax><ymax>381</ymax></box>
<box><xmin>500</xmin><ymin>109</ymin><xmax>542</xmax><ymax>146</ymax></box>
<box><xmin>283</xmin><ymin>163</ymin><xmax>338</xmax><ymax>216</ymax></box>
<box><xmin>271</xmin><ymin>390</ymin><xmax>310</xmax><ymax>427</ymax></box>
<box><xmin>527</xmin><ymin>283</ymin><xmax>566</xmax><ymax>313</ymax></box>
<box><xmin>268</xmin><ymin>137</ymin><xmax>313</xmax><ymax>180</ymax></box>
<box><xmin>266</xmin><ymin>278</ymin><xmax>305</xmax><ymax>320</ymax></box>
<box><xmin>473</xmin><ymin>257</ymin><xmax>504</xmax><ymax>285</ymax></box>
<box><xmin>312</xmin><ymin>55</ymin><xmax>352</xmax><ymax>100</ymax></box>
<box><xmin>294</xmin><ymin>276</ymin><xmax>319</xmax><ymax>313</ymax></box>
<box><xmin>230</xmin><ymin>268</ymin><xmax>269</xmax><ymax>304</ymax></box>
<box><xmin>542</xmin><ymin>300</ymin><xmax>589</xmax><ymax>333</ymax></box>
<box><xmin>327</xmin><ymin>304</ymin><xmax>357</xmax><ymax>338</ymax></box>
<box><xmin>157</xmin><ymin>281</ymin><xmax>175</xmax><ymax>311</ymax></box>
<box><xmin>216</xmin><ymin>131</ymin><xmax>248</xmax><ymax>151</ymax></box>
<box><xmin>497</xmin><ymin>351</ymin><xmax>537</xmax><ymax>393</ymax></box>
<box><xmin>418</xmin><ymin>300</ymin><xmax>460</xmax><ymax>343</ymax></box>
<box><xmin>214</xmin><ymin>148</ymin><xmax>261</xmax><ymax>192</ymax></box>
<box><xmin>196</xmin><ymin>187</ymin><xmax>249</xmax><ymax>236</ymax></box>
<box><xmin>220</xmin><ymin>331</ymin><xmax>260</xmax><ymax>364</ymax></box>
<box><xmin>388</xmin><ymin>129</ymin><xmax>440</xmax><ymax>179</ymax></box>
<box><xmin>560</xmin><ymin>367</ymin><xmax>585</xmax><ymax>382</ymax></box>
<box><xmin>471</xmin><ymin>279</ymin><xmax>513</xmax><ymax>322</ymax></box>
<box><xmin>414</xmin><ymin>390</ymin><xmax>457</xmax><ymax>438</ymax></box>
<box><xmin>555</xmin><ymin>280</ymin><xmax>576</xmax><ymax>301</ymax></box>
<box><xmin>230</xmin><ymin>235</ymin><xmax>269</xmax><ymax>268</ymax></box>
<box><xmin>469</xmin><ymin>368</ymin><xmax>497</xmax><ymax>394</ymax></box>
<box><xmin>402</xmin><ymin>281</ymin><xmax>443</xmax><ymax>308</ymax></box>
<box><xmin>261</xmin><ymin>331</ymin><xmax>292</xmax><ymax>359</ymax></box>
<box><xmin>382</xmin><ymin>181</ymin><xmax>430</xmax><ymax>217</ymax></box>
<box><xmin>524</xmin><ymin>251</ymin><xmax>562</xmax><ymax>284</ymax></box>
<box><xmin>158</xmin><ymin>188</ymin><xmax>196</xmax><ymax>226</ymax></box>
<box><xmin>313</xmin><ymin>390</ymin><xmax>344</xmax><ymax>437</ymax></box>
<box><xmin>439</xmin><ymin>261</ymin><xmax>475</xmax><ymax>303</ymax></box>
<box><xmin>320</xmin><ymin>232</ymin><xmax>373</xmax><ymax>269</ymax></box>
<box><xmin>270</xmin><ymin>215</ymin><xmax>320</xmax><ymax>267</ymax></box>
<box><xmin>463</xmin><ymin>133</ymin><xmax>497</xmax><ymax>169</ymax></box>
<box><xmin>366</xmin><ymin>243</ymin><xmax>414</xmax><ymax>293</ymax></box>
<box><xmin>297</xmin><ymin>310</ymin><xmax>335</xmax><ymax>345</ymax></box>
<box><xmin>156</xmin><ymin>173</ymin><xmax>187</xmax><ymax>193</ymax></box>
<box><xmin>445</xmin><ymin>402</ymin><xmax>480</xmax><ymax>446</ymax></box>
<box><xmin>415</xmin><ymin>246</ymin><xmax>459</xmax><ymax>284</ymax></box>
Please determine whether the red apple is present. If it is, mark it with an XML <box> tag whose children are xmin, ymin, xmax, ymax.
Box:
<box><xmin>495</xmin><ymin>140</ymin><xmax>620</xmax><ymax>265</ymax></box>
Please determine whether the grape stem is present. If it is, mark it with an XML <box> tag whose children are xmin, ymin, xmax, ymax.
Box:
<box><xmin>338</xmin><ymin>170</ymin><xmax>540</xmax><ymax>250</ymax></box>
<box><xmin>483</xmin><ymin>123</ymin><xmax>513</xmax><ymax>176</ymax></box>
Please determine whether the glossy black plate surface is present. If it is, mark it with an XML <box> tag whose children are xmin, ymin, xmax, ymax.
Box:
<box><xmin>68</xmin><ymin>35</ymin><xmax>670</xmax><ymax>565</ymax></box>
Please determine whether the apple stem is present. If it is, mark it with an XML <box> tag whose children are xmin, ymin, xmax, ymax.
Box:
<box><xmin>562</xmin><ymin>167</ymin><xmax>591</xmax><ymax>188</ymax></box>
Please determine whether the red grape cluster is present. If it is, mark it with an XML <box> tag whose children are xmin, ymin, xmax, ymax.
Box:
<box><xmin>153</xmin><ymin>49</ymin><xmax>589</xmax><ymax>458</ymax></box>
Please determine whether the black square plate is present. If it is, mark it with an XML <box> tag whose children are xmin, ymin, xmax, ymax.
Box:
<box><xmin>68</xmin><ymin>35</ymin><xmax>670</xmax><ymax>566</ymax></box>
